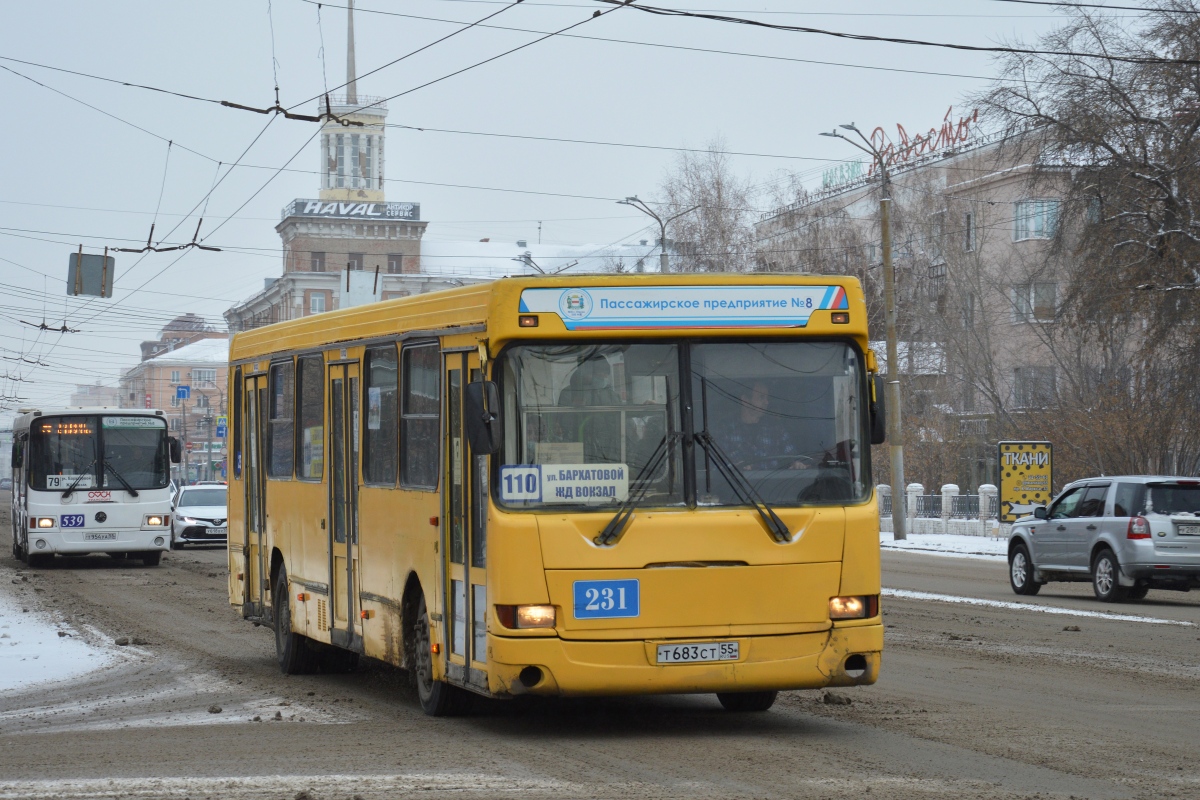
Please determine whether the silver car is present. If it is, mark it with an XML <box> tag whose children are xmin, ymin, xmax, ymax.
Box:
<box><xmin>170</xmin><ymin>486</ymin><xmax>228</xmax><ymax>549</ymax></box>
<box><xmin>1008</xmin><ymin>476</ymin><xmax>1200</xmax><ymax>601</ymax></box>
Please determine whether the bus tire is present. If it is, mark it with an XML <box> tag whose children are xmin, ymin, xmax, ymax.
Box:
<box><xmin>273</xmin><ymin>564</ymin><xmax>317</xmax><ymax>675</ymax></box>
<box><xmin>141</xmin><ymin>551</ymin><xmax>163</xmax><ymax>567</ymax></box>
<box><xmin>411</xmin><ymin>592</ymin><xmax>464</xmax><ymax>716</ymax></box>
<box><xmin>716</xmin><ymin>691</ymin><xmax>778</xmax><ymax>712</ymax></box>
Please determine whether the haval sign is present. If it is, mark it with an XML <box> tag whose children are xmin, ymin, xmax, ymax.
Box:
<box><xmin>284</xmin><ymin>199</ymin><xmax>420</xmax><ymax>221</ymax></box>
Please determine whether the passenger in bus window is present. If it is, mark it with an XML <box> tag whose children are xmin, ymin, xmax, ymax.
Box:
<box><xmin>721</xmin><ymin>381</ymin><xmax>810</xmax><ymax>472</ymax></box>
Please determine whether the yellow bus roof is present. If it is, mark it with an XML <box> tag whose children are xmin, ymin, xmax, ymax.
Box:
<box><xmin>229</xmin><ymin>273</ymin><xmax>867</xmax><ymax>363</ymax></box>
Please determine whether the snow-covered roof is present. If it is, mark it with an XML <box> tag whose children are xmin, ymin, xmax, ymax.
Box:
<box><xmin>142</xmin><ymin>337</ymin><xmax>229</xmax><ymax>365</ymax></box>
<box><xmin>417</xmin><ymin>239</ymin><xmax>667</xmax><ymax>279</ymax></box>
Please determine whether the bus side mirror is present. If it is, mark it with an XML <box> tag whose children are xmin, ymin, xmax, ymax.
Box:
<box><xmin>169</xmin><ymin>437</ymin><xmax>182</xmax><ymax>464</ymax></box>
<box><xmin>869</xmin><ymin>374</ymin><xmax>887</xmax><ymax>445</ymax></box>
<box><xmin>465</xmin><ymin>381</ymin><xmax>502</xmax><ymax>455</ymax></box>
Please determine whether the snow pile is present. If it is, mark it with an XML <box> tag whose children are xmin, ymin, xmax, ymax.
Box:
<box><xmin>0</xmin><ymin>575</ymin><xmax>113</xmax><ymax>692</ymax></box>
<box><xmin>879</xmin><ymin>531</ymin><xmax>1008</xmax><ymax>561</ymax></box>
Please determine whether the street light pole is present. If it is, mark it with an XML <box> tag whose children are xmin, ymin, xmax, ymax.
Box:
<box><xmin>821</xmin><ymin>124</ymin><xmax>907</xmax><ymax>540</ymax></box>
<box><xmin>617</xmin><ymin>197</ymin><xmax>699</xmax><ymax>273</ymax></box>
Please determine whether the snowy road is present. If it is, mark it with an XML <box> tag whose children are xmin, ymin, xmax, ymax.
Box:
<box><xmin>1</xmin><ymin>515</ymin><xmax>1199</xmax><ymax>799</ymax></box>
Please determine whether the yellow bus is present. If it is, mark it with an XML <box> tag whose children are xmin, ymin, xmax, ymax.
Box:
<box><xmin>227</xmin><ymin>274</ymin><xmax>885</xmax><ymax>715</ymax></box>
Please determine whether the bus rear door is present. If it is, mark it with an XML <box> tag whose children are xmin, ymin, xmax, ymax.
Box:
<box><xmin>243</xmin><ymin>373</ymin><xmax>268</xmax><ymax>619</ymax></box>
<box><xmin>328</xmin><ymin>361</ymin><xmax>364</xmax><ymax>652</ymax></box>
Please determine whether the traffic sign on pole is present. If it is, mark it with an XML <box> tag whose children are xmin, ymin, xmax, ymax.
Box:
<box><xmin>176</xmin><ymin>385</ymin><xmax>191</xmax><ymax>400</ymax></box>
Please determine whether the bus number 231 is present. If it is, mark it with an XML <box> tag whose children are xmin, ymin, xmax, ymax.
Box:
<box><xmin>573</xmin><ymin>579</ymin><xmax>639</xmax><ymax>619</ymax></box>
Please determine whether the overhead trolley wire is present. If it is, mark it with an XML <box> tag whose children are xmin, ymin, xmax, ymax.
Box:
<box><xmin>593</xmin><ymin>0</ymin><xmax>1200</xmax><ymax>64</ymax></box>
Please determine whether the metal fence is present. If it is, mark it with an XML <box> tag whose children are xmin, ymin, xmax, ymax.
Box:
<box><xmin>878</xmin><ymin>492</ymin><xmax>998</xmax><ymax>519</ymax></box>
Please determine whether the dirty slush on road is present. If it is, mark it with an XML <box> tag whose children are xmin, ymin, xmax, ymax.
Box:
<box><xmin>2</xmin><ymin>507</ymin><xmax>1197</xmax><ymax>800</ymax></box>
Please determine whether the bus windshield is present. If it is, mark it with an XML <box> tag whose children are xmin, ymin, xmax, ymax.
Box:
<box><xmin>497</xmin><ymin>341</ymin><xmax>866</xmax><ymax>509</ymax></box>
<box><xmin>29</xmin><ymin>415</ymin><xmax>170</xmax><ymax>492</ymax></box>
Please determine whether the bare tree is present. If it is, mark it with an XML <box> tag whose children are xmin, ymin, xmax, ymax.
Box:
<box><xmin>658</xmin><ymin>138</ymin><xmax>757</xmax><ymax>272</ymax></box>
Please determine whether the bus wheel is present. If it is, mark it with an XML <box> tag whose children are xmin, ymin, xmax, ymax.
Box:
<box><xmin>141</xmin><ymin>551</ymin><xmax>162</xmax><ymax>567</ymax></box>
<box><xmin>716</xmin><ymin>691</ymin><xmax>778</xmax><ymax>712</ymax></box>
<box><xmin>273</xmin><ymin>564</ymin><xmax>317</xmax><ymax>675</ymax></box>
<box><xmin>412</xmin><ymin>593</ymin><xmax>464</xmax><ymax>716</ymax></box>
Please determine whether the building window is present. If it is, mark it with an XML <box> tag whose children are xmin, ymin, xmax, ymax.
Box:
<box><xmin>929</xmin><ymin>262</ymin><xmax>947</xmax><ymax>299</ymax></box>
<box><xmin>194</xmin><ymin>369</ymin><xmax>216</xmax><ymax>386</ymax></box>
<box><xmin>297</xmin><ymin>356</ymin><xmax>324</xmax><ymax>480</ymax></box>
<box><xmin>401</xmin><ymin>343</ymin><xmax>440</xmax><ymax>489</ymax></box>
<box><xmin>268</xmin><ymin>361</ymin><xmax>295</xmax><ymax>478</ymax></box>
<box><xmin>1012</xmin><ymin>282</ymin><xmax>1057</xmax><ymax>323</ymax></box>
<box><xmin>311</xmin><ymin>252</ymin><xmax>326</xmax><ymax>272</ymax></box>
<box><xmin>1087</xmin><ymin>197</ymin><xmax>1102</xmax><ymax>224</ymax></box>
<box><xmin>365</xmin><ymin>135</ymin><xmax>375</xmax><ymax>189</ymax></box>
<box><xmin>964</xmin><ymin>212</ymin><xmax>975</xmax><ymax>252</ymax></box>
<box><xmin>170</xmin><ymin>418</ymin><xmax>180</xmax><ymax>432</ymax></box>
<box><xmin>310</xmin><ymin>293</ymin><xmax>326</xmax><ymax>315</ymax></box>
<box><xmin>387</xmin><ymin>254</ymin><xmax>403</xmax><ymax>274</ymax></box>
<box><xmin>1014</xmin><ymin>366</ymin><xmax>1057</xmax><ymax>409</ymax></box>
<box><xmin>350</xmin><ymin>134</ymin><xmax>361</xmax><ymax>189</ymax></box>
<box><xmin>336</xmin><ymin>134</ymin><xmax>345</xmax><ymax>188</ymax></box>
<box><xmin>1014</xmin><ymin>200</ymin><xmax>1060</xmax><ymax>241</ymax></box>
<box><xmin>196</xmin><ymin>393</ymin><xmax>210</xmax><ymax>409</ymax></box>
<box><xmin>348</xmin><ymin>253</ymin><xmax>364</xmax><ymax>271</ymax></box>
<box><xmin>928</xmin><ymin>211</ymin><xmax>946</xmax><ymax>264</ymax></box>
<box><xmin>171</xmin><ymin>395</ymin><xmax>180</xmax><ymax>408</ymax></box>
<box><xmin>170</xmin><ymin>370</ymin><xmax>180</xmax><ymax>384</ymax></box>
<box><xmin>363</xmin><ymin>345</ymin><xmax>399</xmax><ymax>485</ymax></box>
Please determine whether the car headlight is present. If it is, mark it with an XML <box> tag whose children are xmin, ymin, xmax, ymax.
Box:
<box><xmin>178</xmin><ymin>516</ymin><xmax>197</xmax><ymax>525</ymax></box>
<box><xmin>829</xmin><ymin>595</ymin><xmax>879</xmax><ymax>620</ymax></box>
<box><xmin>495</xmin><ymin>605</ymin><xmax>557</xmax><ymax>629</ymax></box>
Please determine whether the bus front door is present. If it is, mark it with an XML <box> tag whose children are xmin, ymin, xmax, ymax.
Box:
<box><xmin>328</xmin><ymin>362</ymin><xmax>363</xmax><ymax>652</ymax></box>
<box><xmin>444</xmin><ymin>350</ymin><xmax>489</xmax><ymax>692</ymax></box>
<box><xmin>243</xmin><ymin>373</ymin><xmax>268</xmax><ymax>620</ymax></box>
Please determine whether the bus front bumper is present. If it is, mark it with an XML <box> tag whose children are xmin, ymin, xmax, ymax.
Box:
<box><xmin>25</xmin><ymin>529</ymin><xmax>171</xmax><ymax>554</ymax></box>
<box><xmin>486</xmin><ymin>623</ymin><xmax>882</xmax><ymax>697</ymax></box>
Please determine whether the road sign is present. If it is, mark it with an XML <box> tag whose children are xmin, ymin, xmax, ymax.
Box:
<box><xmin>215</xmin><ymin>424</ymin><xmax>227</xmax><ymax>438</ymax></box>
<box><xmin>67</xmin><ymin>251</ymin><xmax>115</xmax><ymax>298</ymax></box>
<box><xmin>998</xmin><ymin>441</ymin><xmax>1053</xmax><ymax>522</ymax></box>
<box><xmin>176</xmin><ymin>385</ymin><xmax>191</xmax><ymax>400</ymax></box>
<box><xmin>144</xmin><ymin>392</ymin><xmax>152</xmax><ymax>409</ymax></box>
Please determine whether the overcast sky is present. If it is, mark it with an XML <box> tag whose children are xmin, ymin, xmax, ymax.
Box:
<box><xmin>0</xmin><ymin>0</ymin><xmax>1092</xmax><ymax>416</ymax></box>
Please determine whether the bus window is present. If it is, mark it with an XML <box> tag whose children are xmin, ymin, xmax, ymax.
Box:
<box><xmin>232</xmin><ymin>366</ymin><xmax>242</xmax><ymax>478</ymax></box>
<box><xmin>268</xmin><ymin>361</ymin><xmax>295</xmax><ymax>478</ymax></box>
<box><xmin>364</xmin><ymin>345</ymin><xmax>399</xmax><ymax>485</ymax></box>
<box><xmin>497</xmin><ymin>344</ymin><xmax>682</xmax><ymax>509</ymax></box>
<box><xmin>297</xmin><ymin>355</ymin><xmax>325</xmax><ymax>480</ymax></box>
<box><xmin>401</xmin><ymin>343</ymin><xmax>439</xmax><ymax>489</ymax></box>
<box><xmin>690</xmin><ymin>342</ymin><xmax>865</xmax><ymax>506</ymax></box>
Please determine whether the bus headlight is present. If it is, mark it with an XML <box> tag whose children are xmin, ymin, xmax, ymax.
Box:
<box><xmin>495</xmin><ymin>605</ymin><xmax>557</xmax><ymax>629</ymax></box>
<box><xmin>143</xmin><ymin>514</ymin><xmax>167</xmax><ymax>527</ymax></box>
<box><xmin>35</xmin><ymin>517</ymin><xmax>55</xmax><ymax>529</ymax></box>
<box><xmin>829</xmin><ymin>595</ymin><xmax>879</xmax><ymax>619</ymax></box>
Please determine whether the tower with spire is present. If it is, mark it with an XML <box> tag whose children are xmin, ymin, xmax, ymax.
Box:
<box><xmin>319</xmin><ymin>0</ymin><xmax>386</xmax><ymax>202</ymax></box>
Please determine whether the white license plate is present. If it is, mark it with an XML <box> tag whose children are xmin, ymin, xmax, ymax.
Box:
<box><xmin>1178</xmin><ymin>524</ymin><xmax>1200</xmax><ymax>536</ymax></box>
<box><xmin>209</xmin><ymin>527</ymin><xmax>227</xmax><ymax>536</ymax></box>
<box><xmin>656</xmin><ymin>641</ymin><xmax>739</xmax><ymax>664</ymax></box>
<box><xmin>84</xmin><ymin>532</ymin><xmax>117</xmax><ymax>541</ymax></box>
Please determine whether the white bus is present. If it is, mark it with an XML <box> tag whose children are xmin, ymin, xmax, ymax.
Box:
<box><xmin>9</xmin><ymin>408</ymin><xmax>181</xmax><ymax>567</ymax></box>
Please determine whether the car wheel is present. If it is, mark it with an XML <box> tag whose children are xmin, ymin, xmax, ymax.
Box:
<box><xmin>273</xmin><ymin>564</ymin><xmax>317</xmax><ymax>675</ymax></box>
<box><xmin>717</xmin><ymin>691</ymin><xmax>778</xmax><ymax>712</ymax></box>
<box><xmin>1092</xmin><ymin>548</ymin><xmax>1128</xmax><ymax>602</ymax></box>
<box><xmin>1009</xmin><ymin>543</ymin><xmax>1041</xmax><ymax>596</ymax></box>
<box><xmin>141</xmin><ymin>551</ymin><xmax>162</xmax><ymax>567</ymax></box>
<box><xmin>1126</xmin><ymin>584</ymin><xmax>1150</xmax><ymax>600</ymax></box>
<box><xmin>411</xmin><ymin>592</ymin><xmax>465</xmax><ymax>716</ymax></box>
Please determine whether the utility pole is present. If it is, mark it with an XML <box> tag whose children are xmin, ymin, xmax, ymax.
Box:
<box><xmin>182</xmin><ymin>399</ymin><xmax>190</xmax><ymax>487</ymax></box>
<box><xmin>821</xmin><ymin>124</ymin><xmax>907</xmax><ymax>540</ymax></box>
<box><xmin>617</xmin><ymin>196</ymin><xmax>699</xmax><ymax>273</ymax></box>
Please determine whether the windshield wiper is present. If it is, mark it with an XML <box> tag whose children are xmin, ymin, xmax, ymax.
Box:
<box><xmin>693</xmin><ymin>432</ymin><xmax>791</xmax><ymax>543</ymax></box>
<box><xmin>103</xmin><ymin>460</ymin><xmax>139</xmax><ymax>497</ymax></box>
<box><xmin>595</xmin><ymin>432</ymin><xmax>681</xmax><ymax>546</ymax></box>
<box><xmin>61</xmin><ymin>459</ymin><xmax>98</xmax><ymax>498</ymax></box>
